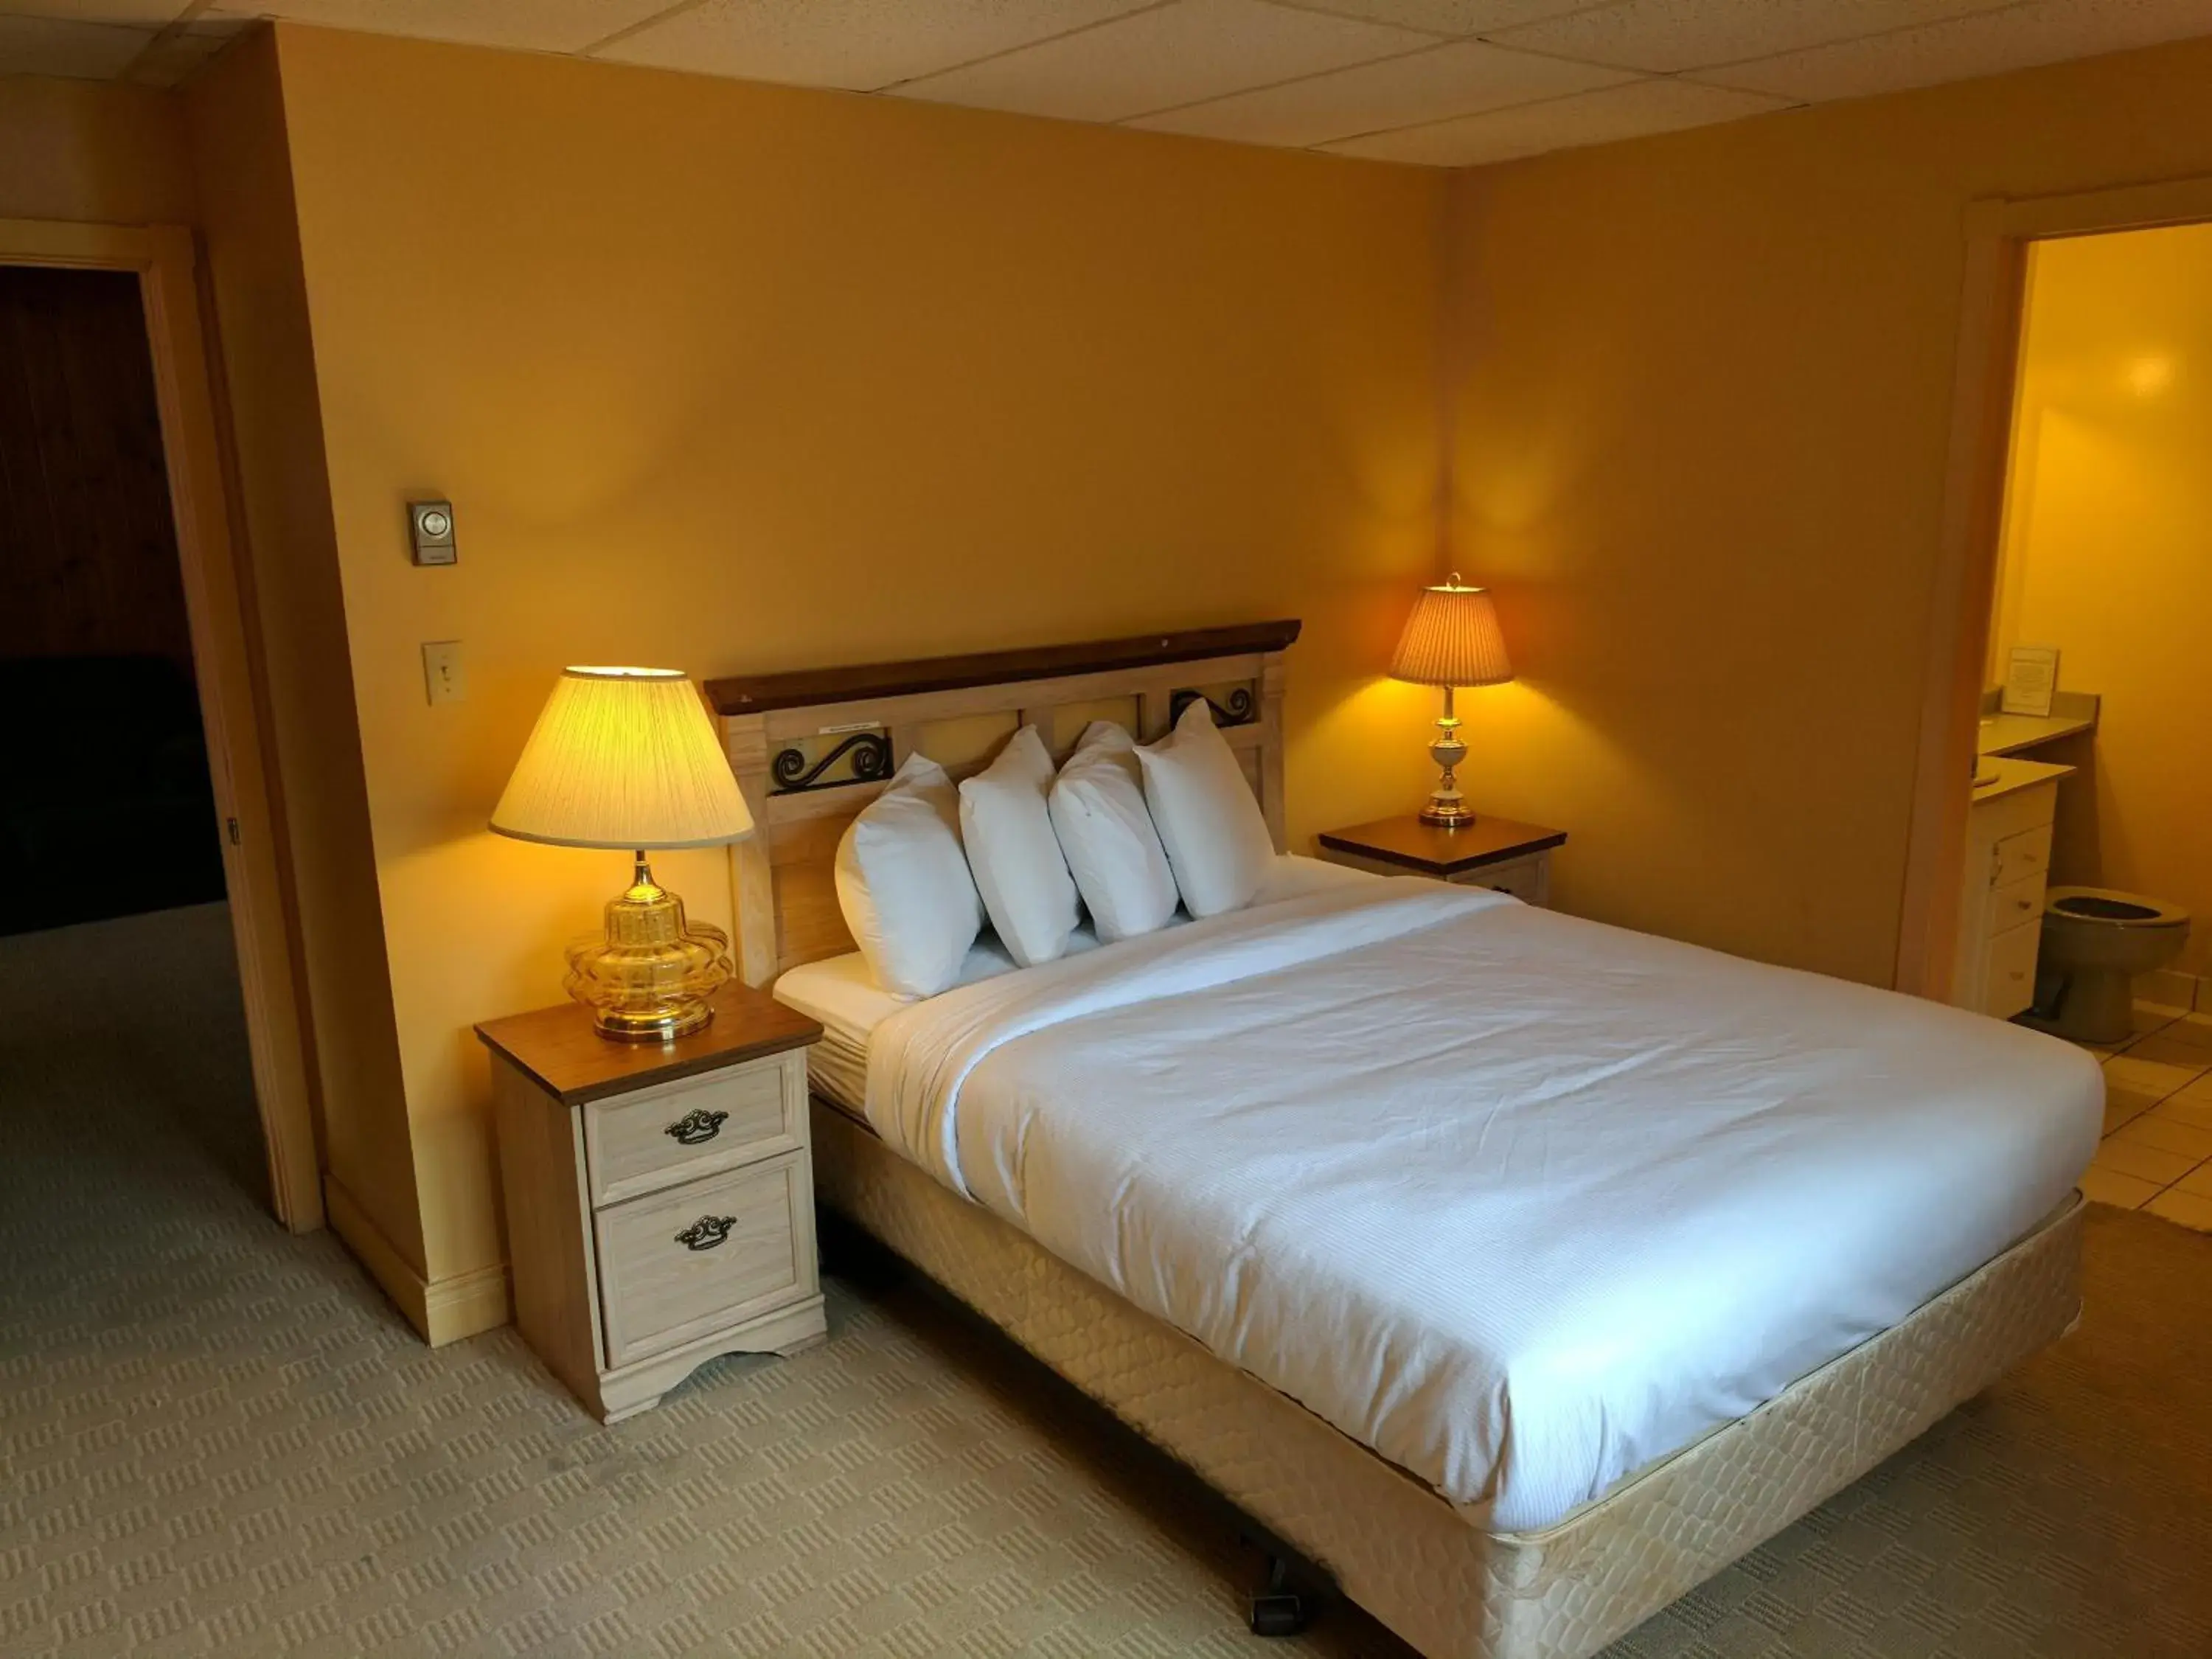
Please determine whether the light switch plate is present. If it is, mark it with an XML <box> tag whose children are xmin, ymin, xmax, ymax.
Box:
<box><xmin>408</xmin><ymin>499</ymin><xmax>457</xmax><ymax>566</ymax></box>
<box><xmin>422</xmin><ymin>641</ymin><xmax>465</xmax><ymax>706</ymax></box>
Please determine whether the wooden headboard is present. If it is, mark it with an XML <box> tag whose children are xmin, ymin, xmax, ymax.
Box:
<box><xmin>709</xmin><ymin>621</ymin><xmax>1299</xmax><ymax>987</ymax></box>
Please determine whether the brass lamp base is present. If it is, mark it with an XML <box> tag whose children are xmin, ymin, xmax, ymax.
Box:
<box><xmin>1419</xmin><ymin>689</ymin><xmax>1477</xmax><ymax>829</ymax></box>
<box><xmin>563</xmin><ymin>852</ymin><xmax>734</xmax><ymax>1043</ymax></box>
<box><xmin>591</xmin><ymin>999</ymin><xmax>717</xmax><ymax>1043</ymax></box>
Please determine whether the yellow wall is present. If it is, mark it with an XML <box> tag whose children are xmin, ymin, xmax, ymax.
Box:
<box><xmin>1990</xmin><ymin>223</ymin><xmax>2212</xmax><ymax>975</ymax></box>
<box><xmin>185</xmin><ymin>35</ymin><xmax>424</xmax><ymax>1272</ymax></box>
<box><xmin>263</xmin><ymin>24</ymin><xmax>1444</xmax><ymax>1295</ymax></box>
<box><xmin>1443</xmin><ymin>33</ymin><xmax>2212</xmax><ymax>988</ymax></box>
<box><xmin>0</xmin><ymin>77</ymin><xmax>195</xmax><ymax>226</ymax></box>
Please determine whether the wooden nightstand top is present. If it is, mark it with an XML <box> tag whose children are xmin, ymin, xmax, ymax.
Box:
<box><xmin>476</xmin><ymin>983</ymin><xmax>821</xmax><ymax>1107</ymax></box>
<box><xmin>1317</xmin><ymin>813</ymin><xmax>1566</xmax><ymax>878</ymax></box>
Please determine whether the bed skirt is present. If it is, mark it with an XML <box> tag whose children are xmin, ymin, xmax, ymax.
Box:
<box><xmin>811</xmin><ymin>1100</ymin><xmax>2084</xmax><ymax>1659</ymax></box>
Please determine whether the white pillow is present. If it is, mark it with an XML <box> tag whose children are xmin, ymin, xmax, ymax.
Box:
<box><xmin>959</xmin><ymin>726</ymin><xmax>1081</xmax><ymax>967</ymax></box>
<box><xmin>1048</xmin><ymin>722</ymin><xmax>1179</xmax><ymax>942</ymax></box>
<box><xmin>833</xmin><ymin>754</ymin><xmax>984</xmax><ymax>998</ymax></box>
<box><xmin>1135</xmin><ymin>699</ymin><xmax>1276</xmax><ymax>918</ymax></box>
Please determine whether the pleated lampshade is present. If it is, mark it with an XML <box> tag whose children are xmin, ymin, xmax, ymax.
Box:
<box><xmin>491</xmin><ymin>667</ymin><xmax>754</xmax><ymax>850</ymax></box>
<box><xmin>1389</xmin><ymin>575</ymin><xmax>1513</xmax><ymax>689</ymax></box>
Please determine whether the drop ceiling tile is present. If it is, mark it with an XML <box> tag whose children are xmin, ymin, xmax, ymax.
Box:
<box><xmin>128</xmin><ymin>17</ymin><xmax>250</xmax><ymax>86</ymax></box>
<box><xmin>0</xmin><ymin>13</ymin><xmax>154</xmax><ymax>77</ymax></box>
<box><xmin>894</xmin><ymin>0</ymin><xmax>1431</xmax><ymax>124</ymax></box>
<box><xmin>0</xmin><ymin>2</ymin><xmax>195</xmax><ymax>21</ymax></box>
<box><xmin>595</xmin><ymin>0</ymin><xmax>1158</xmax><ymax>92</ymax></box>
<box><xmin>1492</xmin><ymin>0</ymin><xmax>2019</xmax><ymax>74</ymax></box>
<box><xmin>1707</xmin><ymin>0</ymin><xmax>2212</xmax><ymax>102</ymax></box>
<box><xmin>1268</xmin><ymin>0</ymin><xmax>1596</xmax><ymax>32</ymax></box>
<box><xmin>213</xmin><ymin>1</ymin><xmax>682</xmax><ymax>57</ymax></box>
<box><xmin>1324</xmin><ymin>75</ymin><xmax>1789</xmax><ymax>164</ymax></box>
<box><xmin>1131</xmin><ymin>39</ymin><xmax>1630</xmax><ymax>148</ymax></box>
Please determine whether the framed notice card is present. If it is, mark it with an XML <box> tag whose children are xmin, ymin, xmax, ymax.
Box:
<box><xmin>2003</xmin><ymin>644</ymin><xmax>2060</xmax><ymax>717</ymax></box>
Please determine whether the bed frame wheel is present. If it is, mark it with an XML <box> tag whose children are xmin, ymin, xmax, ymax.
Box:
<box><xmin>1248</xmin><ymin>1555</ymin><xmax>1311</xmax><ymax>1638</ymax></box>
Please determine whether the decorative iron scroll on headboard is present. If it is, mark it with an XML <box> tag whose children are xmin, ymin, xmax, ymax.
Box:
<box><xmin>771</xmin><ymin>728</ymin><xmax>893</xmax><ymax>795</ymax></box>
<box><xmin>1169</xmin><ymin>686</ymin><xmax>1256</xmax><ymax>727</ymax></box>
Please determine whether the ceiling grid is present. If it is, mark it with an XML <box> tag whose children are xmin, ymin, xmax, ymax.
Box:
<box><xmin>6</xmin><ymin>0</ymin><xmax>2210</xmax><ymax>166</ymax></box>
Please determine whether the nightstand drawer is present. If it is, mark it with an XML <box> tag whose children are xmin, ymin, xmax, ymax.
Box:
<box><xmin>1455</xmin><ymin>852</ymin><xmax>1543</xmax><ymax>903</ymax></box>
<box><xmin>595</xmin><ymin>1152</ymin><xmax>807</xmax><ymax>1368</ymax></box>
<box><xmin>583</xmin><ymin>1060</ymin><xmax>799</xmax><ymax>1208</ymax></box>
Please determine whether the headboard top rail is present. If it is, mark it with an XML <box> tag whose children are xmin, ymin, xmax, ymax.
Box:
<box><xmin>706</xmin><ymin>619</ymin><xmax>1300</xmax><ymax>717</ymax></box>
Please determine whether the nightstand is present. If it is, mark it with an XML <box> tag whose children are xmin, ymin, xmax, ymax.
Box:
<box><xmin>1315</xmin><ymin>813</ymin><xmax>1566</xmax><ymax>905</ymax></box>
<box><xmin>477</xmin><ymin>982</ymin><xmax>827</xmax><ymax>1422</ymax></box>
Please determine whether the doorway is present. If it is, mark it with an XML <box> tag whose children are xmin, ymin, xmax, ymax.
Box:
<box><xmin>0</xmin><ymin>261</ymin><xmax>265</xmax><ymax>1205</ymax></box>
<box><xmin>1</xmin><ymin>267</ymin><xmax>229</xmax><ymax>931</ymax></box>
<box><xmin>1899</xmin><ymin>180</ymin><xmax>2212</xmax><ymax>1236</ymax></box>
<box><xmin>1898</xmin><ymin>175</ymin><xmax>2212</xmax><ymax>1005</ymax></box>
<box><xmin>1985</xmin><ymin>223</ymin><xmax>2212</xmax><ymax>1228</ymax></box>
<box><xmin>0</xmin><ymin>218</ymin><xmax>319</xmax><ymax>1231</ymax></box>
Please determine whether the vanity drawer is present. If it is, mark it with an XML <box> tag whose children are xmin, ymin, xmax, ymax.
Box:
<box><xmin>595</xmin><ymin>1152</ymin><xmax>808</xmax><ymax>1368</ymax></box>
<box><xmin>583</xmin><ymin>1060</ymin><xmax>799</xmax><ymax>1208</ymax></box>
<box><xmin>1982</xmin><ymin>919</ymin><xmax>2042</xmax><ymax>1020</ymax></box>
<box><xmin>1986</xmin><ymin>872</ymin><xmax>2048</xmax><ymax>938</ymax></box>
<box><xmin>1990</xmin><ymin>825</ymin><xmax>2053</xmax><ymax>891</ymax></box>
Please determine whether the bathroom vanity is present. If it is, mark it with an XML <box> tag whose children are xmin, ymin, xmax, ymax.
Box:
<box><xmin>1950</xmin><ymin>689</ymin><xmax>2098</xmax><ymax>1019</ymax></box>
<box><xmin>1953</xmin><ymin>757</ymin><xmax>2073</xmax><ymax>1018</ymax></box>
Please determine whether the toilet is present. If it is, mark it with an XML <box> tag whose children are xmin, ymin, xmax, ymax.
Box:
<box><xmin>2036</xmin><ymin>886</ymin><xmax>2191</xmax><ymax>1045</ymax></box>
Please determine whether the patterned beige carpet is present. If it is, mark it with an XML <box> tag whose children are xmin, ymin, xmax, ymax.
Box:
<box><xmin>4</xmin><ymin>907</ymin><xmax>2211</xmax><ymax>1658</ymax></box>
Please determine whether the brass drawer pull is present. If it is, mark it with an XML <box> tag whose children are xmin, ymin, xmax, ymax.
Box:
<box><xmin>664</xmin><ymin>1107</ymin><xmax>729</xmax><ymax>1147</ymax></box>
<box><xmin>674</xmin><ymin>1214</ymin><xmax>737</xmax><ymax>1251</ymax></box>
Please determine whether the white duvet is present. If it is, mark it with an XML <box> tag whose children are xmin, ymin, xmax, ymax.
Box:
<box><xmin>862</xmin><ymin>879</ymin><xmax>2101</xmax><ymax>1531</ymax></box>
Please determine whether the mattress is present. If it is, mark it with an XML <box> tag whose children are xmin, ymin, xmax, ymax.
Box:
<box><xmin>774</xmin><ymin>853</ymin><xmax>1374</xmax><ymax>1115</ymax></box>
<box><xmin>859</xmin><ymin>877</ymin><xmax>2102</xmax><ymax>1531</ymax></box>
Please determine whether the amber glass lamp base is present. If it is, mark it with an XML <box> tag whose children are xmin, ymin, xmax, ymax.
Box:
<box><xmin>563</xmin><ymin>853</ymin><xmax>734</xmax><ymax>1043</ymax></box>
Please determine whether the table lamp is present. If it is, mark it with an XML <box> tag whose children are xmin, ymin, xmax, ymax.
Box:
<box><xmin>492</xmin><ymin>666</ymin><xmax>754</xmax><ymax>1041</ymax></box>
<box><xmin>1389</xmin><ymin>573</ymin><xmax>1513</xmax><ymax>827</ymax></box>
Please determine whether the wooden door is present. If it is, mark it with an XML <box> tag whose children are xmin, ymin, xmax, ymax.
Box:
<box><xmin>0</xmin><ymin>266</ymin><xmax>198</xmax><ymax>673</ymax></box>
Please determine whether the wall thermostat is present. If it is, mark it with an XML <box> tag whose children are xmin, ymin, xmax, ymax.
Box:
<box><xmin>408</xmin><ymin>499</ymin><xmax>457</xmax><ymax>566</ymax></box>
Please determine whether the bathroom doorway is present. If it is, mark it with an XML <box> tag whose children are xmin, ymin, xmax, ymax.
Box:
<box><xmin>1986</xmin><ymin>223</ymin><xmax>2211</xmax><ymax>1023</ymax></box>
<box><xmin>1902</xmin><ymin>185</ymin><xmax>2212</xmax><ymax>1232</ymax></box>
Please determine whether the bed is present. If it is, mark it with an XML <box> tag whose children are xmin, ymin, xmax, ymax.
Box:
<box><xmin>709</xmin><ymin>622</ymin><xmax>2098</xmax><ymax>1659</ymax></box>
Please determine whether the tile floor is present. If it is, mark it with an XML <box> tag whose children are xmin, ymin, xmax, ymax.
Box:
<box><xmin>2077</xmin><ymin>1002</ymin><xmax>2212</xmax><ymax>1231</ymax></box>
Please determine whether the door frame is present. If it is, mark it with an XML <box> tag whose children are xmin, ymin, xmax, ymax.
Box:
<box><xmin>1</xmin><ymin>216</ymin><xmax>322</xmax><ymax>1231</ymax></box>
<box><xmin>1895</xmin><ymin>175</ymin><xmax>2212</xmax><ymax>1001</ymax></box>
